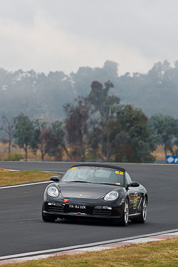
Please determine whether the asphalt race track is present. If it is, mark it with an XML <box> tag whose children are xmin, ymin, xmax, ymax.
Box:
<box><xmin>0</xmin><ymin>161</ymin><xmax>178</xmax><ymax>258</ymax></box>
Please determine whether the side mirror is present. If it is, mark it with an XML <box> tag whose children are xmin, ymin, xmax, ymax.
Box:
<box><xmin>130</xmin><ymin>181</ymin><xmax>140</xmax><ymax>187</ymax></box>
<box><xmin>50</xmin><ymin>176</ymin><xmax>60</xmax><ymax>183</ymax></box>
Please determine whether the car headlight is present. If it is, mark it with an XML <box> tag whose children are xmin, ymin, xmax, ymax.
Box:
<box><xmin>104</xmin><ymin>191</ymin><xmax>119</xmax><ymax>201</ymax></box>
<box><xmin>47</xmin><ymin>186</ymin><xmax>59</xmax><ymax>198</ymax></box>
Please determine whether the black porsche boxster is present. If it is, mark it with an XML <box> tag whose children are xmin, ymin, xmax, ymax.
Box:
<box><xmin>42</xmin><ymin>164</ymin><xmax>148</xmax><ymax>226</ymax></box>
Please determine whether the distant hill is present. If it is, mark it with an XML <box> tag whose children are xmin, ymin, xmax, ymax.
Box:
<box><xmin>0</xmin><ymin>60</ymin><xmax>178</xmax><ymax>121</ymax></box>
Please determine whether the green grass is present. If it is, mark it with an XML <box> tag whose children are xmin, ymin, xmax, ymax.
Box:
<box><xmin>2</xmin><ymin>238</ymin><xmax>178</xmax><ymax>267</ymax></box>
<box><xmin>0</xmin><ymin>170</ymin><xmax>57</xmax><ymax>186</ymax></box>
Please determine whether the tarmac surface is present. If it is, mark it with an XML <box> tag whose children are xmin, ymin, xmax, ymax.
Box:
<box><xmin>0</xmin><ymin>162</ymin><xmax>178</xmax><ymax>260</ymax></box>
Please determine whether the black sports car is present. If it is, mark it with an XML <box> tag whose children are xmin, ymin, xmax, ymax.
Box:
<box><xmin>42</xmin><ymin>163</ymin><xmax>148</xmax><ymax>226</ymax></box>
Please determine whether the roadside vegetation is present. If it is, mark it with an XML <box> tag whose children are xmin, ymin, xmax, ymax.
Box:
<box><xmin>1</xmin><ymin>80</ymin><xmax>178</xmax><ymax>163</ymax></box>
<box><xmin>2</xmin><ymin>238</ymin><xmax>178</xmax><ymax>267</ymax></box>
<box><xmin>0</xmin><ymin>170</ymin><xmax>56</xmax><ymax>186</ymax></box>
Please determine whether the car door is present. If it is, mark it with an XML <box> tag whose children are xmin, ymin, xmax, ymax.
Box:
<box><xmin>125</xmin><ymin>172</ymin><xmax>141</xmax><ymax>215</ymax></box>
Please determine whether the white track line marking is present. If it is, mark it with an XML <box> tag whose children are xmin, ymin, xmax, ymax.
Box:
<box><xmin>125</xmin><ymin>237</ymin><xmax>162</xmax><ymax>244</ymax></box>
<box><xmin>0</xmin><ymin>181</ymin><xmax>51</xmax><ymax>190</ymax></box>
<box><xmin>163</xmin><ymin>232</ymin><xmax>178</xmax><ymax>236</ymax></box>
<box><xmin>0</xmin><ymin>230</ymin><xmax>177</xmax><ymax>262</ymax></box>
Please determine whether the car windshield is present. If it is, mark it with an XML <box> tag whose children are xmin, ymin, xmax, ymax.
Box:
<box><xmin>61</xmin><ymin>166</ymin><xmax>124</xmax><ymax>186</ymax></box>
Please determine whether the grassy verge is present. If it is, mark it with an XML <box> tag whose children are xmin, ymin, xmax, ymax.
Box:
<box><xmin>2</xmin><ymin>238</ymin><xmax>178</xmax><ymax>267</ymax></box>
<box><xmin>0</xmin><ymin>170</ymin><xmax>57</xmax><ymax>186</ymax></box>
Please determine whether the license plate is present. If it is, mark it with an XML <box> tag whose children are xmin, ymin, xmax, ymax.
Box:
<box><xmin>79</xmin><ymin>205</ymin><xmax>86</xmax><ymax>209</ymax></box>
<box><xmin>69</xmin><ymin>204</ymin><xmax>86</xmax><ymax>209</ymax></box>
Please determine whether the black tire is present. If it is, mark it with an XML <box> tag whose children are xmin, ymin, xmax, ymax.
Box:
<box><xmin>42</xmin><ymin>211</ymin><xmax>56</xmax><ymax>222</ymax></box>
<box><xmin>132</xmin><ymin>196</ymin><xmax>147</xmax><ymax>223</ymax></box>
<box><xmin>119</xmin><ymin>198</ymin><xmax>129</xmax><ymax>226</ymax></box>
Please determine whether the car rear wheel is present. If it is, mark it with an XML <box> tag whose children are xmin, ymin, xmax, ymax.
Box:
<box><xmin>119</xmin><ymin>198</ymin><xmax>129</xmax><ymax>226</ymax></box>
<box><xmin>138</xmin><ymin>196</ymin><xmax>147</xmax><ymax>223</ymax></box>
<box><xmin>131</xmin><ymin>196</ymin><xmax>147</xmax><ymax>223</ymax></box>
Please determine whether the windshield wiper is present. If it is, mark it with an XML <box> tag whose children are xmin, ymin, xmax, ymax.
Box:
<box><xmin>99</xmin><ymin>183</ymin><xmax>121</xmax><ymax>186</ymax></box>
<box><xmin>71</xmin><ymin>180</ymin><xmax>89</xmax><ymax>183</ymax></box>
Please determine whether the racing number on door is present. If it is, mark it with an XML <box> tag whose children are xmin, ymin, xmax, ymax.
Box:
<box><xmin>133</xmin><ymin>193</ymin><xmax>138</xmax><ymax>209</ymax></box>
<box><xmin>129</xmin><ymin>192</ymin><xmax>139</xmax><ymax>210</ymax></box>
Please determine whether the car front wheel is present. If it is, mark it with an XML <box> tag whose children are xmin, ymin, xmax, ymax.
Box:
<box><xmin>119</xmin><ymin>198</ymin><xmax>129</xmax><ymax>226</ymax></box>
<box><xmin>42</xmin><ymin>209</ymin><xmax>56</xmax><ymax>222</ymax></box>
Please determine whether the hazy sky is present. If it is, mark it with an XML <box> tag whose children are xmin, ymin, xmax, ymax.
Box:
<box><xmin>0</xmin><ymin>0</ymin><xmax>178</xmax><ymax>75</ymax></box>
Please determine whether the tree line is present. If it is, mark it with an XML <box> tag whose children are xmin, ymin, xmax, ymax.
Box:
<box><xmin>1</xmin><ymin>60</ymin><xmax>178</xmax><ymax>122</ymax></box>
<box><xmin>1</xmin><ymin>80</ymin><xmax>178</xmax><ymax>162</ymax></box>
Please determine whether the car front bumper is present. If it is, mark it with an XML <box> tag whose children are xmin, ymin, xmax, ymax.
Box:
<box><xmin>42</xmin><ymin>199</ymin><xmax>124</xmax><ymax>220</ymax></box>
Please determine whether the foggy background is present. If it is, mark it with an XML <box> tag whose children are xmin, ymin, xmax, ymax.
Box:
<box><xmin>0</xmin><ymin>0</ymin><xmax>178</xmax><ymax>75</ymax></box>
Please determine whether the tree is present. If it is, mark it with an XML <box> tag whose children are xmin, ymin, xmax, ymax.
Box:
<box><xmin>34</xmin><ymin>120</ymin><xmax>50</xmax><ymax>161</ymax></box>
<box><xmin>13</xmin><ymin>113</ymin><xmax>38</xmax><ymax>160</ymax></box>
<box><xmin>111</xmin><ymin>105</ymin><xmax>155</xmax><ymax>162</ymax></box>
<box><xmin>88</xmin><ymin>81</ymin><xmax>120</xmax><ymax>161</ymax></box>
<box><xmin>149</xmin><ymin>114</ymin><xmax>177</xmax><ymax>157</ymax></box>
<box><xmin>87</xmin><ymin>125</ymin><xmax>103</xmax><ymax>160</ymax></box>
<box><xmin>45</xmin><ymin>121</ymin><xmax>67</xmax><ymax>161</ymax></box>
<box><xmin>34</xmin><ymin>120</ymin><xmax>68</xmax><ymax>161</ymax></box>
<box><xmin>174</xmin><ymin>118</ymin><xmax>178</xmax><ymax>155</ymax></box>
<box><xmin>64</xmin><ymin>96</ymin><xmax>90</xmax><ymax>161</ymax></box>
<box><xmin>0</xmin><ymin>114</ymin><xmax>14</xmax><ymax>154</ymax></box>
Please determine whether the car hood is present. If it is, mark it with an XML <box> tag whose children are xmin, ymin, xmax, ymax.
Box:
<box><xmin>58</xmin><ymin>182</ymin><xmax>121</xmax><ymax>199</ymax></box>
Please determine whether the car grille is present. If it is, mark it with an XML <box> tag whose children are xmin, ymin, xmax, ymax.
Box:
<box><xmin>47</xmin><ymin>205</ymin><xmax>64</xmax><ymax>213</ymax></box>
<box><xmin>65</xmin><ymin>206</ymin><xmax>112</xmax><ymax>216</ymax></box>
<box><xmin>92</xmin><ymin>209</ymin><xmax>112</xmax><ymax>216</ymax></box>
<box><xmin>47</xmin><ymin>203</ymin><xmax>112</xmax><ymax>217</ymax></box>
